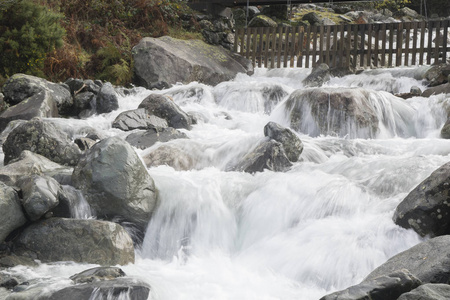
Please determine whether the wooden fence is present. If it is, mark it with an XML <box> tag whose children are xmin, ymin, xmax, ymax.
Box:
<box><xmin>234</xmin><ymin>20</ymin><xmax>449</xmax><ymax>69</ymax></box>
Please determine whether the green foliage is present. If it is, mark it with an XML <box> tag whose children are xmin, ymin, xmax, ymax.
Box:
<box><xmin>374</xmin><ymin>0</ymin><xmax>411</xmax><ymax>12</ymax></box>
<box><xmin>407</xmin><ymin>0</ymin><xmax>450</xmax><ymax>17</ymax></box>
<box><xmin>0</xmin><ymin>0</ymin><xmax>65</xmax><ymax>77</ymax></box>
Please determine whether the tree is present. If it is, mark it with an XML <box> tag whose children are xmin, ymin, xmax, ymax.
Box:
<box><xmin>0</xmin><ymin>0</ymin><xmax>65</xmax><ymax>77</ymax></box>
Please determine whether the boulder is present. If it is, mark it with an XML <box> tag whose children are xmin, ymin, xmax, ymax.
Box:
<box><xmin>422</xmin><ymin>83</ymin><xmax>450</xmax><ymax>97</ymax></box>
<box><xmin>2</xmin><ymin>118</ymin><xmax>82</xmax><ymax>166</ymax></box>
<box><xmin>441</xmin><ymin>118</ymin><xmax>450</xmax><ymax>139</ymax></box>
<box><xmin>365</xmin><ymin>235</ymin><xmax>450</xmax><ymax>284</ymax></box>
<box><xmin>132</xmin><ymin>36</ymin><xmax>253</xmax><ymax>88</ymax></box>
<box><xmin>0</xmin><ymin>150</ymin><xmax>70</xmax><ymax>186</ymax></box>
<box><xmin>0</xmin><ymin>254</ymin><xmax>38</xmax><ymax>268</ymax></box>
<box><xmin>46</xmin><ymin>278</ymin><xmax>150</xmax><ymax>300</ymax></box>
<box><xmin>72</xmin><ymin>136</ymin><xmax>157</xmax><ymax>237</ymax></box>
<box><xmin>112</xmin><ymin>108</ymin><xmax>168</xmax><ymax>131</ymax></box>
<box><xmin>95</xmin><ymin>82</ymin><xmax>118</xmax><ymax>114</ymax></box>
<box><xmin>0</xmin><ymin>274</ymin><xmax>19</xmax><ymax>290</ymax></box>
<box><xmin>397</xmin><ymin>283</ymin><xmax>450</xmax><ymax>300</ymax></box>
<box><xmin>13</xmin><ymin>218</ymin><xmax>135</xmax><ymax>265</ymax></box>
<box><xmin>142</xmin><ymin>144</ymin><xmax>196</xmax><ymax>171</ymax></box>
<box><xmin>283</xmin><ymin>88</ymin><xmax>379</xmax><ymax>138</ymax></box>
<box><xmin>138</xmin><ymin>94</ymin><xmax>192</xmax><ymax>130</ymax></box>
<box><xmin>74</xmin><ymin>137</ymin><xmax>96</xmax><ymax>151</ymax></box>
<box><xmin>302</xmin><ymin>12</ymin><xmax>321</xmax><ymax>25</ymax></box>
<box><xmin>320</xmin><ymin>269</ymin><xmax>421</xmax><ymax>300</ymax></box>
<box><xmin>232</xmin><ymin>139</ymin><xmax>292</xmax><ymax>173</ymax></box>
<box><xmin>16</xmin><ymin>175</ymin><xmax>63</xmax><ymax>221</ymax></box>
<box><xmin>248</xmin><ymin>15</ymin><xmax>277</xmax><ymax>27</ymax></box>
<box><xmin>126</xmin><ymin>127</ymin><xmax>188</xmax><ymax>150</ymax></box>
<box><xmin>2</xmin><ymin>74</ymin><xmax>72</xmax><ymax>115</ymax></box>
<box><xmin>303</xmin><ymin>63</ymin><xmax>331</xmax><ymax>87</ymax></box>
<box><xmin>424</xmin><ymin>64</ymin><xmax>449</xmax><ymax>87</ymax></box>
<box><xmin>264</xmin><ymin>122</ymin><xmax>303</xmax><ymax>162</ymax></box>
<box><xmin>393</xmin><ymin>161</ymin><xmax>450</xmax><ymax>237</ymax></box>
<box><xmin>0</xmin><ymin>182</ymin><xmax>26</xmax><ymax>243</ymax></box>
<box><xmin>73</xmin><ymin>92</ymin><xmax>95</xmax><ymax>116</ymax></box>
<box><xmin>399</xmin><ymin>7</ymin><xmax>420</xmax><ymax>19</ymax></box>
<box><xmin>70</xmin><ymin>267</ymin><xmax>125</xmax><ymax>284</ymax></box>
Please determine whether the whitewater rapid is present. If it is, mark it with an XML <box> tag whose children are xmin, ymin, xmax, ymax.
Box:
<box><xmin>3</xmin><ymin>66</ymin><xmax>450</xmax><ymax>300</ymax></box>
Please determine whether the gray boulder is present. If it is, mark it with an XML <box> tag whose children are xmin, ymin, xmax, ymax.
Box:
<box><xmin>72</xmin><ymin>136</ymin><xmax>157</xmax><ymax>237</ymax></box>
<box><xmin>264</xmin><ymin>122</ymin><xmax>303</xmax><ymax>162</ymax></box>
<box><xmin>132</xmin><ymin>36</ymin><xmax>253</xmax><ymax>88</ymax></box>
<box><xmin>441</xmin><ymin>118</ymin><xmax>450</xmax><ymax>139</ymax></box>
<box><xmin>112</xmin><ymin>108</ymin><xmax>168</xmax><ymax>131</ymax></box>
<box><xmin>2</xmin><ymin>118</ymin><xmax>81</xmax><ymax>166</ymax></box>
<box><xmin>424</xmin><ymin>64</ymin><xmax>449</xmax><ymax>87</ymax></box>
<box><xmin>284</xmin><ymin>88</ymin><xmax>379</xmax><ymax>138</ymax></box>
<box><xmin>138</xmin><ymin>94</ymin><xmax>192</xmax><ymax>130</ymax></box>
<box><xmin>70</xmin><ymin>267</ymin><xmax>125</xmax><ymax>284</ymax></box>
<box><xmin>248</xmin><ymin>15</ymin><xmax>277</xmax><ymax>27</ymax></box>
<box><xmin>126</xmin><ymin>127</ymin><xmax>188</xmax><ymax>150</ymax></box>
<box><xmin>397</xmin><ymin>283</ymin><xmax>450</xmax><ymax>300</ymax></box>
<box><xmin>13</xmin><ymin>218</ymin><xmax>135</xmax><ymax>265</ymax></box>
<box><xmin>233</xmin><ymin>139</ymin><xmax>292</xmax><ymax>173</ymax></box>
<box><xmin>422</xmin><ymin>83</ymin><xmax>450</xmax><ymax>97</ymax></box>
<box><xmin>0</xmin><ymin>254</ymin><xmax>38</xmax><ymax>268</ymax></box>
<box><xmin>302</xmin><ymin>11</ymin><xmax>321</xmax><ymax>25</ymax></box>
<box><xmin>95</xmin><ymin>82</ymin><xmax>118</xmax><ymax>114</ymax></box>
<box><xmin>142</xmin><ymin>144</ymin><xmax>196</xmax><ymax>171</ymax></box>
<box><xmin>16</xmin><ymin>175</ymin><xmax>62</xmax><ymax>221</ymax></box>
<box><xmin>73</xmin><ymin>91</ymin><xmax>95</xmax><ymax>116</ymax></box>
<box><xmin>2</xmin><ymin>74</ymin><xmax>72</xmax><ymax>115</ymax></box>
<box><xmin>46</xmin><ymin>278</ymin><xmax>150</xmax><ymax>300</ymax></box>
<box><xmin>320</xmin><ymin>269</ymin><xmax>421</xmax><ymax>300</ymax></box>
<box><xmin>393</xmin><ymin>161</ymin><xmax>450</xmax><ymax>237</ymax></box>
<box><xmin>0</xmin><ymin>151</ymin><xmax>70</xmax><ymax>187</ymax></box>
<box><xmin>303</xmin><ymin>63</ymin><xmax>331</xmax><ymax>87</ymax></box>
<box><xmin>0</xmin><ymin>182</ymin><xmax>26</xmax><ymax>243</ymax></box>
<box><xmin>365</xmin><ymin>235</ymin><xmax>450</xmax><ymax>284</ymax></box>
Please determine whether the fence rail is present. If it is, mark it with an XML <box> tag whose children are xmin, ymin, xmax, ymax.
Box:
<box><xmin>234</xmin><ymin>20</ymin><xmax>450</xmax><ymax>69</ymax></box>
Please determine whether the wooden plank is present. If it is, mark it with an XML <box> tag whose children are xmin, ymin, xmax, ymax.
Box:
<box><xmin>234</xmin><ymin>29</ymin><xmax>239</xmax><ymax>53</ymax></box>
<box><xmin>434</xmin><ymin>20</ymin><xmax>441</xmax><ymax>64</ymax></box>
<box><xmin>396</xmin><ymin>22</ymin><xmax>403</xmax><ymax>66</ymax></box>
<box><xmin>312</xmin><ymin>25</ymin><xmax>318</xmax><ymax>67</ymax></box>
<box><xmin>277</xmin><ymin>26</ymin><xmax>283</xmax><ymax>68</ymax></box>
<box><xmin>326</xmin><ymin>26</ymin><xmax>332</xmax><ymax>65</ymax></box>
<box><xmin>427</xmin><ymin>20</ymin><xmax>433</xmax><ymax>65</ymax></box>
<box><xmin>339</xmin><ymin>24</ymin><xmax>345</xmax><ymax>68</ymax></box>
<box><xmin>381</xmin><ymin>23</ymin><xmax>387</xmax><ymax>67</ymax></box>
<box><xmin>284</xmin><ymin>27</ymin><xmax>290</xmax><ymax>68</ymax></box>
<box><xmin>318</xmin><ymin>25</ymin><xmax>324</xmax><ymax>64</ymax></box>
<box><xmin>419</xmin><ymin>21</ymin><xmax>426</xmax><ymax>65</ymax></box>
<box><xmin>289</xmin><ymin>26</ymin><xmax>297</xmax><ymax>67</ymax></box>
<box><xmin>251</xmin><ymin>28</ymin><xmax>257</xmax><ymax>67</ymax></box>
<box><xmin>240</xmin><ymin>28</ymin><xmax>246</xmax><ymax>56</ymax></box>
<box><xmin>359</xmin><ymin>23</ymin><xmax>365</xmax><ymax>68</ymax></box>
<box><xmin>270</xmin><ymin>27</ymin><xmax>277</xmax><ymax>68</ymax></box>
<box><xmin>367</xmin><ymin>24</ymin><xmax>372</xmax><ymax>68</ymax></box>
<box><xmin>305</xmin><ymin>26</ymin><xmax>311</xmax><ymax>68</ymax></box>
<box><xmin>388</xmin><ymin>23</ymin><xmax>394</xmax><ymax>67</ymax></box>
<box><xmin>373</xmin><ymin>23</ymin><xmax>380</xmax><ymax>68</ymax></box>
<box><xmin>443</xmin><ymin>20</ymin><xmax>449</xmax><ymax>63</ymax></box>
<box><xmin>245</xmin><ymin>27</ymin><xmax>251</xmax><ymax>59</ymax></box>
<box><xmin>258</xmin><ymin>27</ymin><xmax>264</xmax><ymax>68</ymax></box>
<box><xmin>404</xmin><ymin>22</ymin><xmax>410</xmax><ymax>66</ymax></box>
<box><xmin>298</xmin><ymin>29</ymin><xmax>305</xmax><ymax>67</ymax></box>
<box><xmin>263</xmin><ymin>27</ymin><xmax>270</xmax><ymax>67</ymax></box>
<box><xmin>411</xmin><ymin>22</ymin><xmax>418</xmax><ymax>65</ymax></box>
<box><xmin>331</xmin><ymin>25</ymin><xmax>338</xmax><ymax>68</ymax></box>
<box><xmin>346</xmin><ymin>24</ymin><xmax>352</xmax><ymax>68</ymax></box>
<box><xmin>352</xmin><ymin>24</ymin><xmax>358</xmax><ymax>70</ymax></box>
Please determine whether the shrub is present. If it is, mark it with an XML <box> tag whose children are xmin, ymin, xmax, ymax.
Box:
<box><xmin>374</xmin><ymin>0</ymin><xmax>411</xmax><ymax>12</ymax></box>
<box><xmin>0</xmin><ymin>0</ymin><xmax>65</xmax><ymax>77</ymax></box>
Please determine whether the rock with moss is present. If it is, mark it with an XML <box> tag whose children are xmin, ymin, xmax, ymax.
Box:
<box><xmin>0</xmin><ymin>182</ymin><xmax>26</xmax><ymax>243</ymax></box>
<box><xmin>248</xmin><ymin>15</ymin><xmax>277</xmax><ymax>27</ymax></box>
<box><xmin>132</xmin><ymin>36</ymin><xmax>253</xmax><ymax>88</ymax></box>
<box><xmin>2</xmin><ymin>118</ymin><xmax>81</xmax><ymax>166</ymax></box>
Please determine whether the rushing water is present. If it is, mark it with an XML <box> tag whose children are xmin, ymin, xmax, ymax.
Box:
<box><xmin>3</xmin><ymin>66</ymin><xmax>450</xmax><ymax>300</ymax></box>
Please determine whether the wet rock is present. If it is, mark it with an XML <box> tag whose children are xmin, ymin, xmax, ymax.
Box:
<box><xmin>303</xmin><ymin>63</ymin><xmax>331</xmax><ymax>87</ymax></box>
<box><xmin>424</xmin><ymin>64</ymin><xmax>449</xmax><ymax>87</ymax></box>
<box><xmin>264</xmin><ymin>122</ymin><xmax>303</xmax><ymax>162</ymax></box>
<box><xmin>143</xmin><ymin>144</ymin><xmax>195</xmax><ymax>171</ymax></box>
<box><xmin>302</xmin><ymin>12</ymin><xmax>321</xmax><ymax>25</ymax></box>
<box><xmin>365</xmin><ymin>235</ymin><xmax>450</xmax><ymax>284</ymax></box>
<box><xmin>0</xmin><ymin>275</ymin><xmax>19</xmax><ymax>290</ymax></box>
<box><xmin>397</xmin><ymin>283</ymin><xmax>450</xmax><ymax>300</ymax></box>
<box><xmin>0</xmin><ymin>151</ymin><xmax>70</xmax><ymax>187</ymax></box>
<box><xmin>410</xmin><ymin>86</ymin><xmax>422</xmax><ymax>96</ymax></box>
<box><xmin>74</xmin><ymin>137</ymin><xmax>96</xmax><ymax>151</ymax></box>
<box><xmin>72</xmin><ymin>136</ymin><xmax>157</xmax><ymax>238</ymax></box>
<box><xmin>2</xmin><ymin>74</ymin><xmax>72</xmax><ymax>115</ymax></box>
<box><xmin>248</xmin><ymin>15</ymin><xmax>277</xmax><ymax>27</ymax></box>
<box><xmin>138</xmin><ymin>94</ymin><xmax>192</xmax><ymax>130</ymax></box>
<box><xmin>73</xmin><ymin>92</ymin><xmax>95</xmax><ymax>116</ymax></box>
<box><xmin>284</xmin><ymin>88</ymin><xmax>379</xmax><ymax>138</ymax></box>
<box><xmin>112</xmin><ymin>108</ymin><xmax>168</xmax><ymax>131</ymax></box>
<box><xmin>422</xmin><ymin>83</ymin><xmax>450</xmax><ymax>97</ymax></box>
<box><xmin>70</xmin><ymin>267</ymin><xmax>126</xmax><ymax>284</ymax></box>
<box><xmin>46</xmin><ymin>278</ymin><xmax>150</xmax><ymax>300</ymax></box>
<box><xmin>393</xmin><ymin>161</ymin><xmax>450</xmax><ymax>237</ymax></box>
<box><xmin>0</xmin><ymin>254</ymin><xmax>38</xmax><ymax>268</ymax></box>
<box><xmin>320</xmin><ymin>269</ymin><xmax>421</xmax><ymax>300</ymax></box>
<box><xmin>126</xmin><ymin>127</ymin><xmax>188</xmax><ymax>150</ymax></box>
<box><xmin>233</xmin><ymin>139</ymin><xmax>292</xmax><ymax>173</ymax></box>
<box><xmin>2</xmin><ymin>118</ymin><xmax>82</xmax><ymax>166</ymax></box>
<box><xmin>132</xmin><ymin>36</ymin><xmax>253</xmax><ymax>88</ymax></box>
<box><xmin>0</xmin><ymin>182</ymin><xmax>26</xmax><ymax>243</ymax></box>
<box><xmin>16</xmin><ymin>175</ymin><xmax>62</xmax><ymax>221</ymax></box>
<box><xmin>13</xmin><ymin>218</ymin><xmax>135</xmax><ymax>265</ymax></box>
<box><xmin>95</xmin><ymin>82</ymin><xmax>118</xmax><ymax>114</ymax></box>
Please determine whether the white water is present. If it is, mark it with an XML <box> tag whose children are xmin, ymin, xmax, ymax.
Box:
<box><xmin>4</xmin><ymin>66</ymin><xmax>450</xmax><ymax>300</ymax></box>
